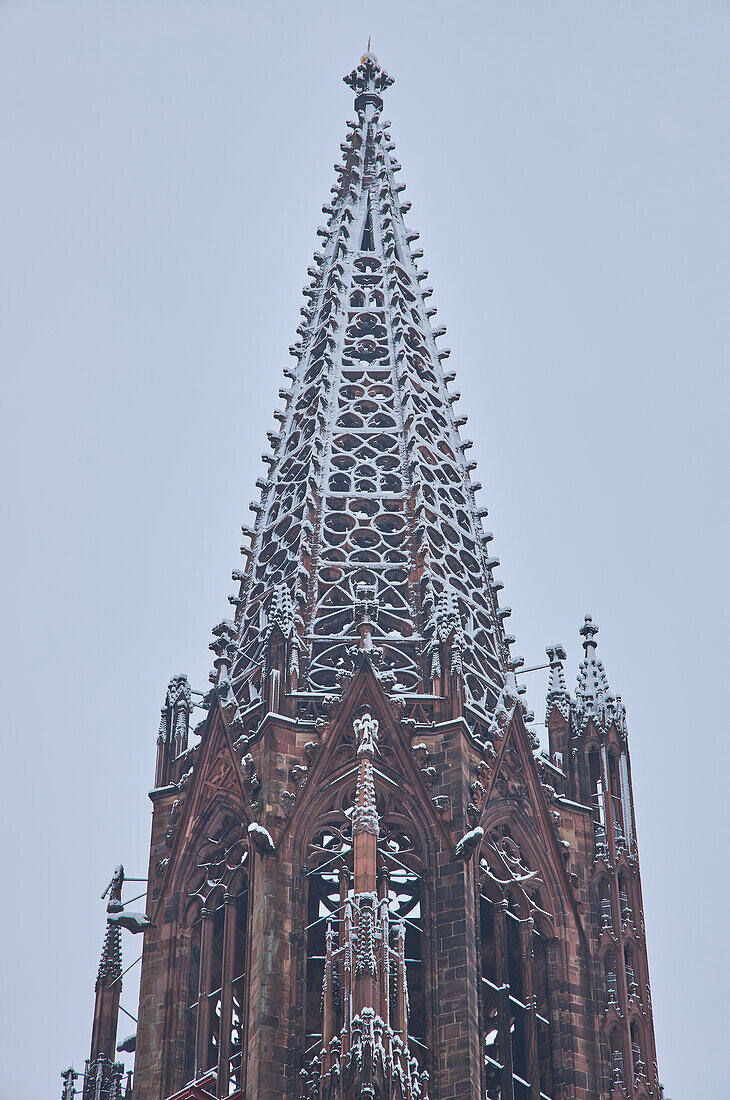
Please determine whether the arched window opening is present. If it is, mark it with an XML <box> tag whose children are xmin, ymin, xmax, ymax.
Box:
<box><xmin>609</xmin><ymin>1029</ymin><xmax>625</xmax><ymax>1088</ymax></box>
<box><xmin>618</xmin><ymin>752</ymin><xmax>635</xmax><ymax>847</ymax></box>
<box><xmin>185</xmin><ymin>816</ymin><xmax>250</xmax><ymax>1097</ymax></box>
<box><xmin>506</xmin><ymin>902</ymin><xmax>530</xmax><ymax>1099</ymax></box>
<box><xmin>300</xmin><ymin>759</ymin><xmax>429</xmax><ymax>1099</ymax></box>
<box><xmin>630</xmin><ymin>1019</ymin><xmax>646</xmax><ymax>1083</ymax></box>
<box><xmin>479</xmin><ymin>833</ymin><xmax>554</xmax><ymax>1100</ymax></box>
<box><xmin>479</xmin><ymin>890</ymin><xmax>500</xmax><ymax>1096</ymax></box>
<box><xmin>533</xmin><ymin>934</ymin><xmax>554</xmax><ymax>1098</ymax></box>
<box><xmin>588</xmin><ymin>749</ymin><xmax>608</xmax><ymax>859</ymax></box>
<box><xmin>360</xmin><ymin>208</ymin><xmax>374</xmax><ymax>251</ymax></box>
<box><xmin>604</xmin><ymin>952</ymin><xmax>618</xmax><ymax>1009</ymax></box>
<box><xmin>607</xmin><ymin>752</ymin><xmax>625</xmax><ymax>847</ymax></box>
<box><xmin>618</xmin><ymin>872</ymin><xmax>632</xmax><ymax>927</ymax></box>
<box><xmin>598</xmin><ymin>879</ymin><xmax>613</xmax><ymax>932</ymax></box>
<box><xmin>624</xmin><ymin>944</ymin><xmax>639</xmax><ymax>1002</ymax></box>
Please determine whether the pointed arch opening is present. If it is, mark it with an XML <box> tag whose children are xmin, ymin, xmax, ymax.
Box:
<box><xmin>297</xmin><ymin>717</ymin><xmax>432</xmax><ymax>1099</ymax></box>
<box><xmin>478</xmin><ymin>827</ymin><xmax>555</xmax><ymax>1100</ymax></box>
<box><xmin>183</xmin><ymin>809</ymin><xmax>250</xmax><ymax>1096</ymax></box>
<box><xmin>302</xmin><ymin>808</ymin><xmax>429</xmax><ymax>1070</ymax></box>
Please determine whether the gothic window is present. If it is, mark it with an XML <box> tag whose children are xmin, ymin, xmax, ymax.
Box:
<box><xmin>603</xmin><ymin>951</ymin><xmax>618</xmax><ymax>1009</ymax></box>
<box><xmin>588</xmin><ymin>748</ymin><xmax>608</xmax><ymax>859</ymax></box>
<box><xmin>609</xmin><ymin>1029</ymin><xmax>625</xmax><ymax>1088</ymax></box>
<box><xmin>533</xmin><ymin>934</ymin><xmax>554</xmax><ymax>1097</ymax></box>
<box><xmin>301</xmin><ymin>789</ymin><xmax>429</xmax><ymax>1090</ymax></box>
<box><xmin>618</xmin><ymin>752</ymin><xmax>635</xmax><ymax>846</ymax></box>
<box><xmin>630</xmin><ymin>1019</ymin><xmax>646</xmax><ymax>1083</ymax></box>
<box><xmin>479</xmin><ymin>838</ymin><xmax>554</xmax><ymax>1100</ymax></box>
<box><xmin>185</xmin><ymin>815</ymin><xmax>250</xmax><ymax>1097</ymax></box>
<box><xmin>587</xmin><ymin>749</ymin><xmax>604</xmax><ymax>825</ymax></box>
<box><xmin>607</xmin><ymin>751</ymin><xmax>625</xmax><ymax>845</ymax></box>
<box><xmin>624</xmin><ymin>944</ymin><xmax>638</xmax><ymax>1001</ymax></box>
<box><xmin>617</xmin><ymin>872</ymin><xmax>632</xmax><ymax>926</ymax></box>
<box><xmin>597</xmin><ymin>878</ymin><xmax>613</xmax><ymax>932</ymax></box>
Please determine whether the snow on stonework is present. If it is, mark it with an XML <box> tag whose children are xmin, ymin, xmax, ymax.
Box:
<box><xmin>225</xmin><ymin>52</ymin><xmax>512</xmax><ymax>719</ymax></box>
<box><xmin>574</xmin><ymin>614</ymin><xmax>627</xmax><ymax>735</ymax></box>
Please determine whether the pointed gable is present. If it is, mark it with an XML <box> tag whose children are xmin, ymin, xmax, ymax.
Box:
<box><xmin>151</xmin><ymin>699</ymin><xmax>251</xmax><ymax>919</ymax></box>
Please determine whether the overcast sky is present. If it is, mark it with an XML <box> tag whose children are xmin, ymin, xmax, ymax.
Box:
<box><xmin>1</xmin><ymin>3</ymin><xmax>728</xmax><ymax>1098</ymax></box>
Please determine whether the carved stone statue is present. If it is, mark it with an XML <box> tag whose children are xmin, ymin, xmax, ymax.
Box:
<box><xmin>101</xmin><ymin>865</ymin><xmax>124</xmax><ymax>914</ymax></box>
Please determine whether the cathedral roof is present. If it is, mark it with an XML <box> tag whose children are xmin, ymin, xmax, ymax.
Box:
<box><xmin>224</xmin><ymin>54</ymin><xmax>513</xmax><ymax>718</ymax></box>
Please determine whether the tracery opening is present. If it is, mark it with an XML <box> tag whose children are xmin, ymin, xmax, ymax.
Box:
<box><xmin>479</xmin><ymin>831</ymin><xmax>554</xmax><ymax>1100</ymax></box>
<box><xmin>299</xmin><ymin>712</ymin><xmax>430</xmax><ymax>1099</ymax></box>
<box><xmin>185</xmin><ymin>814</ymin><xmax>250</xmax><ymax>1097</ymax></box>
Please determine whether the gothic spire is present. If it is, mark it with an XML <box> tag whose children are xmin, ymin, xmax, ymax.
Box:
<box><xmin>545</xmin><ymin>643</ymin><xmax>570</xmax><ymax>722</ymax></box>
<box><xmin>226</xmin><ymin>52</ymin><xmax>511</xmax><ymax>719</ymax></box>
<box><xmin>574</xmin><ymin>614</ymin><xmax>626</xmax><ymax>734</ymax></box>
<box><xmin>97</xmin><ymin>864</ymin><xmax>124</xmax><ymax>990</ymax></box>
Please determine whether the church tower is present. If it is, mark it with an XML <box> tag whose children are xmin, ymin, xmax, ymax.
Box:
<box><xmin>68</xmin><ymin>53</ymin><xmax>661</xmax><ymax>1100</ymax></box>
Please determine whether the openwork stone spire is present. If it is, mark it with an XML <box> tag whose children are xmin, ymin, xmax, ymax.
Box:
<box><xmin>228</xmin><ymin>51</ymin><xmax>510</xmax><ymax>717</ymax></box>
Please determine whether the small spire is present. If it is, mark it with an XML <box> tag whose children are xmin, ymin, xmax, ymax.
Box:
<box><xmin>547</xmin><ymin>644</ymin><xmax>568</xmax><ymax>696</ymax></box>
<box><xmin>580</xmin><ymin>614</ymin><xmax>599</xmax><ymax>657</ymax></box>
<box><xmin>545</xmin><ymin>643</ymin><xmax>570</xmax><ymax>722</ymax></box>
<box><xmin>573</xmin><ymin>613</ymin><xmax>629</xmax><ymax>737</ymax></box>
<box><xmin>97</xmin><ymin>865</ymin><xmax>124</xmax><ymax>988</ymax></box>
<box><xmin>576</xmin><ymin>615</ymin><xmax>609</xmax><ymax>703</ymax></box>
<box><xmin>96</xmin><ymin>919</ymin><xmax>122</xmax><ymax>990</ymax></box>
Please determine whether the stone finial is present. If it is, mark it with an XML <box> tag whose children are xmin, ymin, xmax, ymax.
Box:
<box><xmin>210</xmin><ymin>619</ymin><xmax>237</xmax><ymax>682</ymax></box>
<box><xmin>574</xmin><ymin>614</ymin><xmax>627</xmax><ymax>735</ymax></box>
<box><xmin>580</xmin><ymin>614</ymin><xmax>599</xmax><ymax>655</ymax></box>
<box><xmin>344</xmin><ymin>50</ymin><xmax>394</xmax><ymax>106</ymax></box>
<box><xmin>60</xmin><ymin>1067</ymin><xmax>78</xmax><ymax>1100</ymax></box>
<box><xmin>576</xmin><ymin>615</ymin><xmax>609</xmax><ymax>704</ymax></box>
<box><xmin>545</xmin><ymin>643</ymin><xmax>570</xmax><ymax>722</ymax></box>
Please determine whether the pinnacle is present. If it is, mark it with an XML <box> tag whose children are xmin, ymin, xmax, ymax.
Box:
<box><xmin>96</xmin><ymin>919</ymin><xmax>122</xmax><ymax>990</ymax></box>
<box><xmin>580</xmin><ymin>613</ymin><xmax>600</xmax><ymax>655</ymax></box>
<box><xmin>576</xmin><ymin>614</ymin><xmax>608</xmax><ymax>701</ymax></box>
<box><xmin>574</xmin><ymin>614</ymin><xmax>626</xmax><ymax>734</ymax></box>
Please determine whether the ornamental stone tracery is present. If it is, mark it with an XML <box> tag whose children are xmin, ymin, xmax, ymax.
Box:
<box><xmin>70</xmin><ymin>50</ymin><xmax>663</xmax><ymax>1100</ymax></box>
<box><xmin>227</xmin><ymin>53</ymin><xmax>510</xmax><ymax>716</ymax></box>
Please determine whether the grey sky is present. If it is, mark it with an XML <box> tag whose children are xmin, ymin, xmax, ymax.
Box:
<box><xmin>1</xmin><ymin>3</ymin><xmax>728</xmax><ymax>1098</ymax></box>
